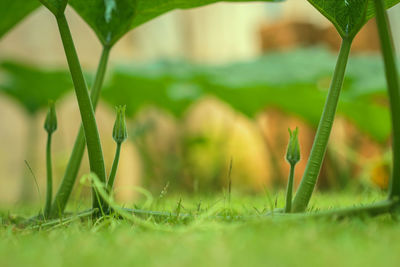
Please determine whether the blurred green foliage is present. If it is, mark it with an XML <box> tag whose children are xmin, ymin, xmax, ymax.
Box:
<box><xmin>0</xmin><ymin>47</ymin><xmax>395</xmax><ymax>141</ymax></box>
<box><xmin>103</xmin><ymin>48</ymin><xmax>393</xmax><ymax>143</ymax></box>
<box><xmin>0</xmin><ymin>0</ymin><xmax>40</xmax><ymax>39</ymax></box>
<box><xmin>0</xmin><ymin>61</ymin><xmax>72</xmax><ymax>114</ymax></box>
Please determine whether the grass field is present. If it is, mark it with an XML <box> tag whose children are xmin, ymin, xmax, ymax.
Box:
<box><xmin>1</xmin><ymin>191</ymin><xmax>399</xmax><ymax>267</ymax></box>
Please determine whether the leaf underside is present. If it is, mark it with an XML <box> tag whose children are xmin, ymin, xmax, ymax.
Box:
<box><xmin>0</xmin><ymin>61</ymin><xmax>72</xmax><ymax>114</ymax></box>
<box><xmin>307</xmin><ymin>0</ymin><xmax>400</xmax><ymax>39</ymax></box>
<box><xmin>39</xmin><ymin>0</ymin><xmax>68</xmax><ymax>16</ymax></box>
<box><xmin>70</xmin><ymin>0</ymin><xmax>282</xmax><ymax>46</ymax></box>
<box><xmin>0</xmin><ymin>0</ymin><xmax>40</xmax><ymax>39</ymax></box>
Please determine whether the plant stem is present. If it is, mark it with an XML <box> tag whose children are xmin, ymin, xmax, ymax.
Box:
<box><xmin>122</xmin><ymin>199</ymin><xmax>398</xmax><ymax>221</ymax></box>
<box><xmin>373</xmin><ymin>0</ymin><xmax>400</xmax><ymax>200</ymax></box>
<box><xmin>55</xmin><ymin>14</ymin><xmax>107</xmax><ymax>211</ymax></box>
<box><xmin>284</xmin><ymin>164</ymin><xmax>295</xmax><ymax>213</ymax></box>
<box><xmin>292</xmin><ymin>38</ymin><xmax>352</xmax><ymax>212</ymax></box>
<box><xmin>50</xmin><ymin>46</ymin><xmax>111</xmax><ymax>218</ymax></box>
<box><xmin>107</xmin><ymin>143</ymin><xmax>122</xmax><ymax>193</ymax></box>
<box><xmin>44</xmin><ymin>133</ymin><xmax>53</xmax><ymax>218</ymax></box>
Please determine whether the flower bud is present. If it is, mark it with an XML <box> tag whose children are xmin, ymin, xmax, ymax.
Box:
<box><xmin>286</xmin><ymin>127</ymin><xmax>300</xmax><ymax>166</ymax></box>
<box><xmin>112</xmin><ymin>105</ymin><xmax>128</xmax><ymax>144</ymax></box>
<box><xmin>44</xmin><ymin>101</ymin><xmax>57</xmax><ymax>134</ymax></box>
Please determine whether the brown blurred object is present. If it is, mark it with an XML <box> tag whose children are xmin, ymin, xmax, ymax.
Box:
<box><xmin>371</xmin><ymin>161</ymin><xmax>390</xmax><ymax>189</ymax></box>
<box><xmin>260</xmin><ymin>19</ymin><xmax>380</xmax><ymax>52</ymax></box>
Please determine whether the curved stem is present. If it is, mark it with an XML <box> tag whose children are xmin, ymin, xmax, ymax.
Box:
<box><xmin>50</xmin><ymin>45</ymin><xmax>111</xmax><ymax>218</ymax></box>
<box><xmin>55</xmin><ymin>14</ymin><xmax>106</xmax><ymax>211</ymax></box>
<box><xmin>44</xmin><ymin>133</ymin><xmax>53</xmax><ymax>218</ymax></box>
<box><xmin>292</xmin><ymin>38</ymin><xmax>352</xmax><ymax>212</ymax></box>
<box><xmin>107</xmin><ymin>143</ymin><xmax>122</xmax><ymax>193</ymax></box>
<box><xmin>373</xmin><ymin>0</ymin><xmax>400</xmax><ymax>200</ymax></box>
<box><xmin>284</xmin><ymin>164</ymin><xmax>295</xmax><ymax>213</ymax></box>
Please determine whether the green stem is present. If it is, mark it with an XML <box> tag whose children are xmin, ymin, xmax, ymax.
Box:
<box><xmin>107</xmin><ymin>143</ymin><xmax>122</xmax><ymax>193</ymax></box>
<box><xmin>44</xmin><ymin>133</ymin><xmax>53</xmax><ymax>218</ymax></box>
<box><xmin>50</xmin><ymin>46</ymin><xmax>111</xmax><ymax>218</ymax></box>
<box><xmin>373</xmin><ymin>0</ymin><xmax>400</xmax><ymax>200</ymax></box>
<box><xmin>301</xmin><ymin>199</ymin><xmax>398</xmax><ymax>219</ymax></box>
<box><xmin>124</xmin><ymin>199</ymin><xmax>397</xmax><ymax>221</ymax></box>
<box><xmin>292</xmin><ymin>38</ymin><xmax>352</xmax><ymax>212</ymax></box>
<box><xmin>284</xmin><ymin>164</ymin><xmax>295</xmax><ymax>213</ymax></box>
<box><xmin>55</xmin><ymin>14</ymin><xmax>107</xmax><ymax>211</ymax></box>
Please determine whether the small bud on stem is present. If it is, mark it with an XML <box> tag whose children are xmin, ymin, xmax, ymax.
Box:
<box><xmin>44</xmin><ymin>101</ymin><xmax>57</xmax><ymax>218</ymax></box>
<box><xmin>286</xmin><ymin>127</ymin><xmax>300</xmax><ymax>166</ymax></box>
<box><xmin>44</xmin><ymin>101</ymin><xmax>57</xmax><ymax>134</ymax></box>
<box><xmin>107</xmin><ymin>106</ymin><xmax>128</xmax><ymax>194</ymax></box>
<box><xmin>112</xmin><ymin>105</ymin><xmax>128</xmax><ymax>144</ymax></box>
<box><xmin>285</xmin><ymin>127</ymin><xmax>301</xmax><ymax>213</ymax></box>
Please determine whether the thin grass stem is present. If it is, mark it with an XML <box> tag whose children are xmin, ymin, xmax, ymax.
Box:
<box><xmin>44</xmin><ymin>134</ymin><xmax>53</xmax><ymax>218</ymax></box>
<box><xmin>107</xmin><ymin>143</ymin><xmax>121</xmax><ymax>193</ymax></box>
<box><xmin>284</xmin><ymin>164</ymin><xmax>295</xmax><ymax>213</ymax></box>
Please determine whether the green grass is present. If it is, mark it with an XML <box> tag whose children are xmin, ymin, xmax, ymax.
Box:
<box><xmin>1</xmin><ymin>191</ymin><xmax>399</xmax><ymax>267</ymax></box>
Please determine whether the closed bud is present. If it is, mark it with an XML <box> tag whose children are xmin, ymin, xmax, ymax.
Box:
<box><xmin>112</xmin><ymin>105</ymin><xmax>128</xmax><ymax>144</ymax></box>
<box><xmin>286</xmin><ymin>127</ymin><xmax>300</xmax><ymax>166</ymax></box>
<box><xmin>44</xmin><ymin>101</ymin><xmax>57</xmax><ymax>134</ymax></box>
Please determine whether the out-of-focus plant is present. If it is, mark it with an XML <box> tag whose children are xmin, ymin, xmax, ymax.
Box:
<box><xmin>103</xmin><ymin>50</ymin><xmax>393</xmax><ymax>143</ymax></box>
<box><xmin>0</xmin><ymin>61</ymin><xmax>72</xmax><ymax>115</ymax></box>
<box><xmin>101</xmin><ymin>49</ymin><xmax>394</xmax><ymax>193</ymax></box>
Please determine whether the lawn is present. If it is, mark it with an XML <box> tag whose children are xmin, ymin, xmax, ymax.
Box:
<box><xmin>1</xmin><ymin>191</ymin><xmax>399</xmax><ymax>267</ymax></box>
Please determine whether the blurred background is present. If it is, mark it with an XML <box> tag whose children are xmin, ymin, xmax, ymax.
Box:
<box><xmin>1</xmin><ymin>0</ymin><xmax>400</xmax><ymax>205</ymax></box>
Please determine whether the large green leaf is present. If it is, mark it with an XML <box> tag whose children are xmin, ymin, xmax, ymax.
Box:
<box><xmin>307</xmin><ymin>0</ymin><xmax>400</xmax><ymax>39</ymax></box>
<box><xmin>366</xmin><ymin>0</ymin><xmax>400</xmax><ymax>20</ymax></box>
<box><xmin>69</xmin><ymin>0</ymin><xmax>282</xmax><ymax>46</ymax></box>
<box><xmin>39</xmin><ymin>0</ymin><xmax>68</xmax><ymax>16</ymax></box>
<box><xmin>306</xmin><ymin>0</ymin><xmax>369</xmax><ymax>39</ymax></box>
<box><xmin>0</xmin><ymin>0</ymin><xmax>40</xmax><ymax>39</ymax></box>
<box><xmin>0</xmin><ymin>61</ymin><xmax>72</xmax><ymax>114</ymax></box>
<box><xmin>69</xmin><ymin>0</ymin><xmax>136</xmax><ymax>46</ymax></box>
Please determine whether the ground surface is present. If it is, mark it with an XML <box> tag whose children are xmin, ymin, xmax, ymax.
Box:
<box><xmin>1</xmin><ymin>191</ymin><xmax>399</xmax><ymax>267</ymax></box>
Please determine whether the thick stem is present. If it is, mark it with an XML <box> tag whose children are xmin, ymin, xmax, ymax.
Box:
<box><xmin>50</xmin><ymin>46</ymin><xmax>110</xmax><ymax>217</ymax></box>
<box><xmin>107</xmin><ymin>143</ymin><xmax>122</xmax><ymax>193</ymax></box>
<box><xmin>284</xmin><ymin>164</ymin><xmax>295</xmax><ymax>213</ymax></box>
<box><xmin>292</xmin><ymin>38</ymin><xmax>352</xmax><ymax>212</ymax></box>
<box><xmin>50</xmin><ymin>45</ymin><xmax>111</xmax><ymax>218</ymax></box>
<box><xmin>373</xmin><ymin>0</ymin><xmax>400</xmax><ymax>200</ymax></box>
<box><xmin>55</xmin><ymin>14</ymin><xmax>106</xmax><ymax>211</ymax></box>
<box><xmin>44</xmin><ymin>133</ymin><xmax>53</xmax><ymax>218</ymax></box>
